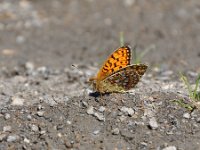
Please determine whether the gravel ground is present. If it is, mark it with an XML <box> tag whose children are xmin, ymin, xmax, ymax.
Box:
<box><xmin>0</xmin><ymin>0</ymin><xmax>200</xmax><ymax>149</ymax></box>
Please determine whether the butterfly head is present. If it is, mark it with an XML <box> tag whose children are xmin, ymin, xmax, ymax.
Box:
<box><xmin>88</xmin><ymin>77</ymin><xmax>97</xmax><ymax>90</ymax></box>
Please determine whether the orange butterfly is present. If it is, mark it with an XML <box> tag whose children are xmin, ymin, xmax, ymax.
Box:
<box><xmin>89</xmin><ymin>45</ymin><xmax>147</xmax><ymax>93</ymax></box>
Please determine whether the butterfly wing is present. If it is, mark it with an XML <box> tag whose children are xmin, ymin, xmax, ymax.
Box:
<box><xmin>96</xmin><ymin>45</ymin><xmax>132</xmax><ymax>80</ymax></box>
<box><xmin>101</xmin><ymin>64</ymin><xmax>147</xmax><ymax>92</ymax></box>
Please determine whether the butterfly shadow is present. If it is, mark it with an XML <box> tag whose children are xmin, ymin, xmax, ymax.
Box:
<box><xmin>89</xmin><ymin>92</ymin><xmax>112</xmax><ymax>106</ymax></box>
<box><xmin>89</xmin><ymin>92</ymin><xmax>111</xmax><ymax>97</ymax></box>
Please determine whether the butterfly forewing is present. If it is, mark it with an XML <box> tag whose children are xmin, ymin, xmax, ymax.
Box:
<box><xmin>96</xmin><ymin>46</ymin><xmax>132</xmax><ymax>80</ymax></box>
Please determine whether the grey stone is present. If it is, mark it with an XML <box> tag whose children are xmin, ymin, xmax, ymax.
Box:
<box><xmin>183</xmin><ymin>113</ymin><xmax>190</xmax><ymax>119</ymax></box>
<box><xmin>112</xmin><ymin>128</ymin><xmax>120</xmax><ymax>135</ymax></box>
<box><xmin>87</xmin><ymin>106</ymin><xmax>94</xmax><ymax>115</ymax></box>
<box><xmin>3</xmin><ymin>126</ymin><xmax>12</xmax><ymax>132</ymax></box>
<box><xmin>149</xmin><ymin>117</ymin><xmax>159</xmax><ymax>129</ymax></box>
<box><xmin>4</xmin><ymin>113</ymin><xmax>11</xmax><ymax>120</ymax></box>
<box><xmin>162</xmin><ymin>146</ymin><xmax>177</xmax><ymax>150</ymax></box>
<box><xmin>7</xmin><ymin>135</ymin><xmax>19</xmax><ymax>142</ymax></box>
<box><xmin>37</xmin><ymin>111</ymin><xmax>45</xmax><ymax>117</ymax></box>
<box><xmin>30</xmin><ymin>124</ymin><xmax>39</xmax><ymax>132</ymax></box>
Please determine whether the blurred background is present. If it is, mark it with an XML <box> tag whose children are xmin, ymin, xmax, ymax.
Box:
<box><xmin>0</xmin><ymin>0</ymin><xmax>200</xmax><ymax>72</ymax></box>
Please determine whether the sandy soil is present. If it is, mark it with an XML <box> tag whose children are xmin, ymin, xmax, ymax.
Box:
<box><xmin>0</xmin><ymin>0</ymin><xmax>200</xmax><ymax>149</ymax></box>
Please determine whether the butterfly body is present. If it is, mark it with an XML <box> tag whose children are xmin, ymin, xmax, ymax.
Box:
<box><xmin>89</xmin><ymin>46</ymin><xmax>147</xmax><ymax>93</ymax></box>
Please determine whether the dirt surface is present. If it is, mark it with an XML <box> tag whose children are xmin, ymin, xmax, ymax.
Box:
<box><xmin>0</xmin><ymin>0</ymin><xmax>200</xmax><ymax>149</ymax></box>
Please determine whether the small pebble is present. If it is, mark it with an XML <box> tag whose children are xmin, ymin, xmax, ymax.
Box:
<box><xmin>7</xmin><ymin>135</ymin><xmax>19</xmax><ymax>142</ymax></box>
<box><xmin>87</xmin><ymin>106</ymin><xmax>94</xmax><ymax>115</ymax></box>
<box><xmin>65</xmin><ymin>140</ymin><xmax>73</xmax><ymax>148</ymax></box>
<box><xmin>82</xmin><ymin>101</ymin><xmax>88</xmax><ymax>107</ymax></box>
<box><xmin>93</xmin><ymin>130</ymin><xmax>100</xmax><ymax>135</ymax></box>
<box><xmin>139</xmin><ymin>142</ymin><xmax>148</xmax><ymax>149</ymax></box>
<box><xmin>30</xmin><ymin>124</ymin><xmax>39</xmax><ymax>132</ymax></box>
<box><xmin>161</xmin><ymin>70</ymin><xmax>173</xmax><ymax>76</ymax></box>
<box><xmin>98</xmin><ymin>106</ymin><xmax>105</xmax><ymax>112</ymax></box>
<box><xmin>2</xmin><ymin>49</ymin><xmax>15</xmax><ymax>56</ymax></box>
<box><xmin>120</xmin><ymin>106</ymin><xmax>135</xmax><ymax>116</ymax></box>
<box><xmin>183</xmin><ymin>113</ymin><xmax>190</xmax><ymax>119</ymax></box>
<box><xmin>25</xmin><ymin>62</ymin><xmax>34</xmax><ymax>71</ymax></box>
<box><xmin>67</xmin><ymin>120</ymin><xmax>72</xmax><ymax>125</ymax></box>
<box><xmin>0</xmin><ymin>134</ymin><xmax>7</xmax><ymax>142</ymax></box>
<box><xmin>119</xmin><ymin>115</ymin><xmax>127</xmax><ymax>122</ymax></box>
<box><xmin>16</xmin><ymin>35</ymin><xmax>25</xmax><ymax>44</ymax></box>
<box><xmin>149</xmin><ymin>117</ymin><xmax>159</xmax><ymax>129</ymax></box>
<box><xmin>124</xmin><ymin>0</ymin><xmax>135</xmax><ymax>7</ymax></box>
<box><xmin>94</xmin><ymin>112</ymin><xmax>105</xmax><ymax>121</ymax></box>
<box><xmin>127</xmin><ymin>108</ymin><xmax>134</xmax><ymax>116</ymax></box>
<box><xmin>57</xmin><ymin>133</ymin><xmax>62</xmax><ymax>137</ymax></box>
<box><xmin>27</xmin><ymin>114</ymin><xmax>32</xmax><ymax>120</ymax></box>
<box><xmin>162</xmin><ymin>146</ymin><xmax>177</xmax><ymax>150</ymax></box>
<box><xmin>37</xmin><ymin>111</ymin><xmax>45</xmax><ymax>117</ymax></box>
<box><xmin>37</xmin><ymin>104</ymin><xmax>44</xmax><ymax>110</ymax></box>
<box><xmin>112</xmin><ymin>128</ymin><xmax>120</xmax><ymax>135</ymax></box>
<box><xmin>24</xmin><ymin>138</ymin><xmax>30</xmax><ymax>143</ymax></box>
<box><xmin>4</xmin><ymin>113</ymin><xmax>11</xmax><ymax>120</ymax></box>
<box><xmin>40</xmin><ymin>130</ymin><xmax>46</xmax><ymax>135</ymax></box>
<box><xmin>196</xmin><ymin>117</ymin><xmax>200</xmax><ymax>123</ymax></box>
<box><xmin>37</xmin><ymin>66</ymin><xmax>48</xmax><ymax>74</ymax></box>
<box><xmin>140</xmin><ymin>142</ymin><xmax>148</xmax><ymax>147</ymax></box>
<box><xmin>3</xmin><ymin>126</ymin><xmax>12</xmax><ymax>132</ymax></box>
<box><xmin>11</xmin><ymin>96</ymin><xmax>25</xmax><ymax>106</ymax></box>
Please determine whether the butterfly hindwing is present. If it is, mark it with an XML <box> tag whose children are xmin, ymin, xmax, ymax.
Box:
<box><xmin>103</xmin><ymin>64</ymin><xmax>148</xmax><ymax>91</ymax></box>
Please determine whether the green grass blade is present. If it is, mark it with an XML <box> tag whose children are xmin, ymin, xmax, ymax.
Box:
<box><xmin>120</xmin><ymin>32</ymin><xmax>124</xmax><ymax>47</ymax></box>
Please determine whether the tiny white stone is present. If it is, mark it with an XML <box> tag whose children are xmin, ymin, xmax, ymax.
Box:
<box><xmin>94</xmin><ymin>112</ymin><xmax>105</xmax><ymax>121</ymax></box>
<box><xmin>120</xmin><ymin>106</ymin><xmax>134</xmax><ymax>116</ymax></box>
<box><xmin>11</xmin><ymin>96</ymin><xmax>25</xmax><ymax>106</ymax></box>
<box><xmin>87</xmin><ymin>106</ymin><xmax>94</xmax><ymax>115</ymax></box>
<box><xmin>127</xmin><ymin>108</ymin><xmax>134</xmax><ymax>116</ymax></box>
<box><xmin>37</xmin><ymin>111</ymin><xmax>45</xmax><ymax>117</ymax></box>
<box><xmin>25</xmin><ymin>61</ymin><xmax>34</xmax><ymax>71</ymax></box>
<box><xmin>183</xmin><ymin>113</ymin><xmax>190</xmax><ymax>119</ymax></box>
<box><xmin>162</xmin><ymin>146</ymin><xmax>177</xmax><ymax>150</ymax></box>
<box><xmin>3</xmin><ymin>126</ymin><xmax>12</xmax><ymax>132</ymax></box>
<box><xmin>4</xmin><ymin>113</ymin><xmax>11</xmax><ymax>120</ymax></box>
<box><xmin>7</xmin><ymin>135</ymin><xmax>19</xmax><ymax>142</ymax></box>
<box><xmin>93</xmin><ymin>130</ymin><xmax>100</xmax><ymax>135</ymax></box>
<box><xmin>57</xmin><ymin>133</ymin><xmax>62</xmax><ymax>137</ymax></box>
<box><xmin>31</xmin><ymin>124</ymin><xmax>39</xmax><ymax>132</ymax></box>
<box><xmin>112</xmin><ymin>128</ymin><xmax>120</xmax><ymax>135</ymax></box>
<box><xmin>124</xmin><ymin>0</ymin><xmax>135</xmax><ymax>7</ymax></box>
<box><xmin>119</xmin><ymin>115</ymin><xmax>127</xmax><ymax>122</ymax></box>
<box><xmin>24</xmin><ymin>138</ymin><xmax>30</xmax><ymax>143</ymax></box>
<box><xmin>16</xmin><ymin>35</ymin><xmax>25</xmax><ymax>44</ymax></box>
<box><xmin>82</xmin><ymin>101</ymin><xmax>88</xmax><ymax>107</ymax></box>
<box><xmin>40</xmin><ymin>131</ymin><xmax>46</xmax><ymax>135</ymax></box>
<box><xmin>67</xmin><ymin>120</ymin><xmax>72</xmax><ymax>125</ymax></box>
<box><xmin>149</xmin><ymin>117</ymin><xmax>159</xmax><ymax>129</ymax></box>
<box><xmin>98</xmin><ymin>106</ymin><xmax>105</xmax><ymax>112</ymax></box>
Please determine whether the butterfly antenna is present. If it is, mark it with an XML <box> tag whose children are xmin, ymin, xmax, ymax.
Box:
<box><xmin>71</xmin><ymin>64</ymin><xmax>92</xmax><ymax>95</ymax></box>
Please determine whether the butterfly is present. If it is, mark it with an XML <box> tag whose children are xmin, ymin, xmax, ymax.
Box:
<box><xmin>89</xmin><ymin>45</ymin><xmax>147</xmax><ymax>93</ymax></box>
